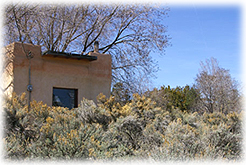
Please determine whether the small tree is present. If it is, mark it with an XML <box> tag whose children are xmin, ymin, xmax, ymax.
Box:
<box><xmin>194</xmin><ymin>57</ymin><xmax>241</xmax><ymax>114</ymax></box>
<box><xmin>111</xmin><ymin>82</ymin><xmax>131</xmax><ymax>105</ymax></box>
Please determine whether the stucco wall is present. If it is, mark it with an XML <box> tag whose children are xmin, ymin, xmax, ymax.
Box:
<box><xmin>7</xmin><ymin>42</ymin><xmax>111</xmax><ymax>106</ymax></box>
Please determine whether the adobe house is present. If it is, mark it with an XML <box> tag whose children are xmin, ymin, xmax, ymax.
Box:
<box><xmin>3</xmin><ymin>42</ymin><xmax>111</xmax><ymax>109</ymax></box>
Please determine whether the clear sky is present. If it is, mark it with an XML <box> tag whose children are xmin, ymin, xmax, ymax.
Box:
<box><xmin>153</xmin><ymin>5</ymin><xmax>241</xmax><ymax>88</ymax></box>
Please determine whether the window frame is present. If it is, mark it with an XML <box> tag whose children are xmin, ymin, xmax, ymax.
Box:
<box><xmin>52</xmin><ymin>87</ymin><xmax>78</xmax><ymax>109</ymax></box>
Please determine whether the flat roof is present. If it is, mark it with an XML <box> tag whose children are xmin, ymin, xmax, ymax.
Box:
<box><xmin>42</xmin><ymin>50</ymin><xmax>97</xmax><ymax>61</ymax></box>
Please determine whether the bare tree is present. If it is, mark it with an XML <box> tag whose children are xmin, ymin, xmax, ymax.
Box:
<box><xmin>194</xmin><ymin>57</ymin><xmax>241</xmax><ymax>114</ymax></box>
<box><xmin>2</xmin><ymin>45</ymin><xmax>15</xmax><ymax>95</ymax></box>
<box><xmin>4</xmin><ymin>3</ymin><xmax>170</xmax><ymax>93</ymax></box>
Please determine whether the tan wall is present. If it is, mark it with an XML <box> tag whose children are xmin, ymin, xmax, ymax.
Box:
<box><xmin>7</xmin><ymin>42</ymin><xmax>111</xmax><ymax>106</ymax></box>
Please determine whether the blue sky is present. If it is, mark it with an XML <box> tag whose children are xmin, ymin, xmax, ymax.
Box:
<box><xmin>153</xmin><ymin>5</ymin><xmax>241</xmax><ymax>88</ymax></box>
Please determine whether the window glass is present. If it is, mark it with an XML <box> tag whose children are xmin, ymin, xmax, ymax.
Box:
<box><xmin>52</xmin><ymin>88</ymin><xmax>78</xmax><ymax>109</ymax></box>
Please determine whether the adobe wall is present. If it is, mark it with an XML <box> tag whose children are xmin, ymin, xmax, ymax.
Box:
<box><xmin>7</xmin><ymin>42</ymin><xmax>111</xmax><ymax>106</ymax></box>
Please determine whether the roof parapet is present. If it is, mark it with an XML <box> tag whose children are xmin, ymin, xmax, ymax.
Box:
<box><xmin>42</xmin><ymin>50</ymin><xmax>97</xmax><ymax>61</ymax></box>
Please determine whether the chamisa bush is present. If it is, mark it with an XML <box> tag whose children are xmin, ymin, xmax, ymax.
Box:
<box><xmin>3</xmin><ymin>92</ymin><xmax>242</xmax><ymax>161</ymax></box>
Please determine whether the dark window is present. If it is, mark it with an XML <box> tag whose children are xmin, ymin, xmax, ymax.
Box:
<box><xmin>52</xmin><ymin>87</ymin><xmax>78</xmax><ymax>109</ymax></box>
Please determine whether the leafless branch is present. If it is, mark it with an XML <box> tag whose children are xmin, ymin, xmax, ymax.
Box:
<box><xmin>4</xmin><ymin>4</ymin><xmax>170</xmax><ymax>93</ymax></box>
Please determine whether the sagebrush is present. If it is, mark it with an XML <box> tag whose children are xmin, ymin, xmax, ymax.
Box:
<box><xmin>3</xmin><ymin>92</ymin><xmax>242</xmax><ymax>161</ymax></box>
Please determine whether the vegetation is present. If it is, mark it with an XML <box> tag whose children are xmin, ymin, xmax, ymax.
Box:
<box><xmin>194</xmin><ymin>57</ymin><xmax>241</xmax><ymax>114</ymax></box>
<box><xmin>3</xmin><ymin>2</ymin><xmax>242</xmax><ymax>162</ymax></box>
<box><xmin>4</xmin><ymin>4</ymin><xmax>170</xmax><ymax>93</ymax></box>
<box><xmin>145</xmin><ymin>85</ymin><xmax>199</xmax><ymax>113</ymax></box>
<box><xmin>4</xmin><ymin>91</ymin><xmax>242</xmax><ymax>161</ymax></box>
